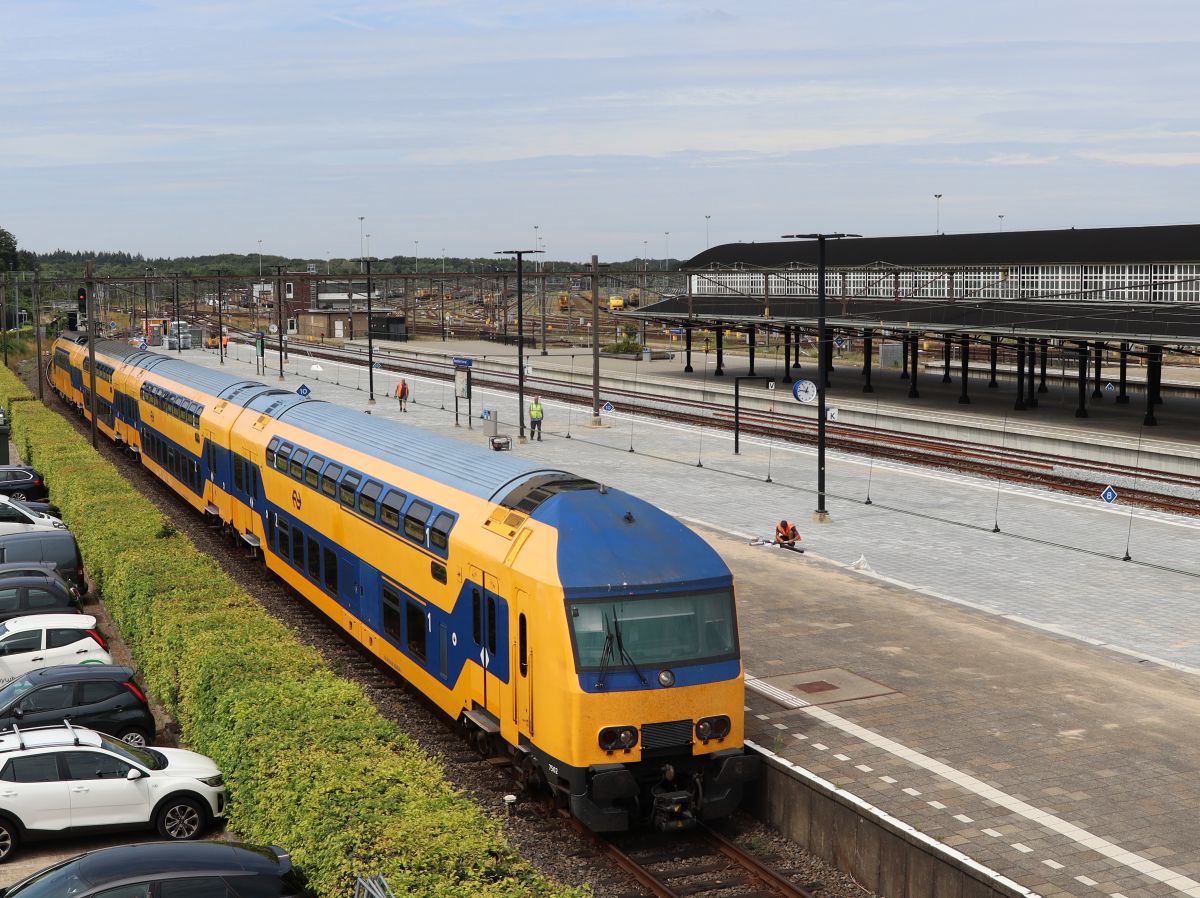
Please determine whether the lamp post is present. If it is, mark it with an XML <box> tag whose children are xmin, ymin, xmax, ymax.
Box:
<box><xmin>413</xmin><ymin>241</ymin><xmax>419</xmax><ymax>274</ymax></box>
<box><xmin>495</xmin><ymin>248</ymin><xmax>542</xmax><ymax>441</ymax></box>
<box><xmin>258</xmin><ymin>240</ymin><xmax>263</xmax><ymax>279</ymax></box>
<box><xmin>215</xmin><ymin>270</ymin><xmax>224</xmax><ymax>364</ymax></box>
<box><xmin>533</xmin><ymin>226</ymin><xmax>539</xmax><ymax>271</ymax></box>
<box><xmin>643</xmin><ymin>240</ymin><xmax>648</xmax><ymax>271</ymax></box>
<box><xmin>934</xmin><ymin>194</ymin><xmax>942</xmax><ymax>234</ymax></box>
<box><xmin>365</xmin><ymin>234</ymin><xmax>371</xmax><ymax>261</ymax></box>
<box><xmin>780</xmin><ymin>232</ymin><xmax>860</xmax><ymax>522</ymax></box>
<box><xmin>358</xmin><ymin>217</ymin><xmax>365</xmax><ymax>272</ymax></box>
<box><xmin>441</xmin><ymin>249</ymin><xmax>446</xmax><ymax>275</ymax></box>
<box><xmin>998</xmin><ymin>214</ymin><xmax>1005</xmax><ymax>232</ymax></box>
<box><xmin>705</xmin><ymin>214</ymin><xmax>711</xmax><ymax>248</ymax></box>
<box><xmin>664</xmin><ymin>232</ymin><xmax>670</xmax><ymax>271</ymax></box>
<box><xmin>366</xmin><ymin>258</ymin><xmax>375</xmax><ymax>404</ymax></box>
<box><xmin>172</xmin><ymin>273</ymin><xmax>181</xmax><ymax>354</ymax></box>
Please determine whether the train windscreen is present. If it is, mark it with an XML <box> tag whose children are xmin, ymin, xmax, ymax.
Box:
<box><xmin>567</xmin><ymin>589</ymin><xmax>737</xmax><ymax>671</ymax></box>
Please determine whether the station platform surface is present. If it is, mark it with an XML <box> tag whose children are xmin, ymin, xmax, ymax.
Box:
<box><xmin>188</xmin><ymin>343</ymin><xmax>1200</xmax><ymax>898</ymax></box>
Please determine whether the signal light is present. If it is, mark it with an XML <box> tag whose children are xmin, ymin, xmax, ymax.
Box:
<box><xmin>76</xmin><ymin>287</ymin><xmax>87</xmax><ymax>314</ymax></box>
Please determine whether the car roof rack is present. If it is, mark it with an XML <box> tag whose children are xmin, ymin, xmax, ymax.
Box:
<box><xmin>10</xmin><ymin>724</ymin><xmax>24</xmax><ymax>751</ymax></box>
<box><xmin>63</xmin><ymin>718</ymin><xmax>81</xmax><ymax>746</ymax></box>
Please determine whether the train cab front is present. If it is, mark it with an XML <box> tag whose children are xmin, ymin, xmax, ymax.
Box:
<box><xmin>562</xmin><ymin>586</ymin><xmax>760</xmax><ymax>833</ymax></box>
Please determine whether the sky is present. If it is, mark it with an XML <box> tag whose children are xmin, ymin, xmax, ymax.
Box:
<box><xmin>3</xmin><ymin>0</ymin><xmax>1199</xmax><ymax>264</ymax></box>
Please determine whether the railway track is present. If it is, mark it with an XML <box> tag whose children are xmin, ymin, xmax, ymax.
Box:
<box><xmin>596</xmin><ymin>823</ymin><xmax>822</xmax><ymax>898</ymax></box>
<box><xmin>205</xmin><ymin>327</ymin><xmax>1200</xmax><ymax>518</ymax></box>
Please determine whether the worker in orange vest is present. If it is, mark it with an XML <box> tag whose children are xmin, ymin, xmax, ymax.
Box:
<box><xmin>774</xmin><ymin>520</ymin><xmax>800</xmax><ymax>550</ymax></box>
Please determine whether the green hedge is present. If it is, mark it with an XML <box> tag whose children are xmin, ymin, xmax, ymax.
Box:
<box><xmin>0</xmin><ymin>370</ymin><xmax>580</xmax><ymax>898</ymax></box>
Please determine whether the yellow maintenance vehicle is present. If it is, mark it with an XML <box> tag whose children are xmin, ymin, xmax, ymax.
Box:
<box><xmin>608</xmin><ymin>295</ymin><xmax>625</xmax><ymax>311</ymax></box>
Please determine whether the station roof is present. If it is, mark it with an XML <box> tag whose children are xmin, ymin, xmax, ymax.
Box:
<box><xmin>685</xmin><ymin>224</ymin><xmax>1200</xmax><ymax>269</ymax></box>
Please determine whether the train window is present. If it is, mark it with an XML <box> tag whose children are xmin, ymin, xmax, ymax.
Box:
<box><xmin>519</xmin><ymin>614</ymin><xmax>527</xmax><ymax>677</ymax></box>
<box><xmin>292</xmin><ymin>525</ymin><xmax>305</xmax><ymax>569</ymax></box>
<box><xmin>275</xmin><ymin>443</ymin><xmax>293</xmax><ymax>472</ymax></box>
<box><xmin>208</xmin><ymin>440</ymin><xmax>216</xmax><ymax>471</ymax></box>
<box><xmin>305</xmin><ymin>455</ymin><xmax>324</xmax><ymax>488</ymax></box>
<box><xmin>339</xmin><ymin>470</ymin><xmax>361</xmax><ymax>507</ymax></box>
<box><xmin>277</xmin><ymin>521</ymin><xmax>290</xmax><ymax>558</ymax></box>
<box><xmin>290</xmin><ymin>449</ymin><xmax>309</xmax><ymax>480</ymax></box>
<box><xmin>382</xmin><ymin>586</ymin><xmax>402</xmax><ymax>643</ymax></box>
<box><xmin>233</xmin><ymin>456</ymin><xmax>244</xmax><ymax>492</ymax></box>
<box><xmin>430</xmin><ymin>512</ymin><xmax>454</xmax><ymax>551</ymax></box>
<box><xmin>380</xmin><ymin>492</ymin><xmax>405</xmax><ymax>530</ymax></box>
<box><xmin>307</xmin><ymin>536</ymin><xmax>320</xmax><ymax>580</ymax></box>
<box><xmin>267</xmin><ymin>514</ymin><xmax>276</xmax><ymax>548</ymax></box>
<box><xmin>431</xmin><ymin>561</ymin><xmax>447</xmax><ymax>584</ymax></box>
<box><xmin>321</xmin><ymin>463</ymin><xmax>341</xmax><ymax>498</ymax></box>
<box><xmin>404</xmin><ymin>501</ymin><xmax>432</xmax><ymax>543</ymax></box>
<box><xmin>486</xmin><ymin>596</ymin><xmax>497</xmax><ymax>655</ymax></box>
<box><xmin>358</xmin><ymin>481</ymin><xmax>382</xmax><ymax>519</ymax></box>
<box><xmin>471</xmin><ymin>589</ymin><xmax>481</xmax><ymax>646</ymax></box>
<box><xmin>406</xmin><ymin>601</ymin><xmax>427</xmax><ymax>661</ymax></box>
<box><xmin>323</xmin><ymin>547</ymin><xmax>338</xmax><ymax>594</ymax></box>
<box><xmin>266</xmin><ymin>438</ymin><xmax>280</xmax><ymax>469</ymax></box>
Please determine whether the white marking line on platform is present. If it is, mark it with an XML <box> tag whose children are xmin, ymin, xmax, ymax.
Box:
<box><xmin>800</xmin><ymin>704</ymin><xmax>1200</xmax><ymax>890</ymax></box>
<box><xmin>954</xmin><ymin>814</ymin><xmax>974</xmax><ymax>823</ymax></box>
<box><xmin>928</xmin><ymin>800</ymin><xmax>947</xmax><ymax>810</ymax></box>
<box><xmin>903</xmin><ymin>787</ymin><xmax>922</xmax><ymax>796</ymax></box>
<box><xmin>1043</xmin><ymin>860</ymin><xmax>1064</xmax><ymax>870</ymax></box>
<box><xmin>879</xmin><ymin>776</ymin><xmax>896</xmax><ymax>784</ymax></box>
<box><xmin>982</xmin><ymin>828</ymin><xmax>1002</xmax><ymax>838</ymax></box>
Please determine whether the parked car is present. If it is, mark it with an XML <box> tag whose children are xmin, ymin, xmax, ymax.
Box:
<box><xmin>0</xmin><ymin>530</ymin><xmax>86</xmax><ymax>594</ymax></box>
<box><xmin>0</xmin><ymin>577</ymin><xmax>79</xmax><ymax>622</ymax></box>
<box><xmin>0</xmin><ymin>614</ymin><xmax>110</xmax><ymax>684</ymax></box>
<box><xmin>0</xmin><ymin>468</ymin><xmax>47</xmax><ymax>503</ymax></box>
<box><xmin>0</xmin><ymin>563</ymin><xmax>78</xmax><ymax>599</ymax></box>
<box><xmin>0</xmin><ymin>664</ymin><xmax>154</xmax><ymax>746</ymax></box>
<box><xmin>0</xmin><ymin>497</ymin><xmax>65</xmax><ymax>535</ymax></box>
<box><xmin>0</xmin><ymin>723</ymin><xmax>228</xmax><ymax>861</ymax></box>
<box><xmin>8</xmin><ymin>499</ymin><xmax>61</xmax><ymax>520</ymax></box>
<box><xmin>0</xmin><ymin>842</ymin><xmax>307</xmax><ymax>897</ymax></box>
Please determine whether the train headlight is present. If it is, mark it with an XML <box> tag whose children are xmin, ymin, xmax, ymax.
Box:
<box><xmin>658</xmin><ymin>669</ymin><xmax>675</xmax><ymax>687</ymax></box>
<box><xmin>695</xmin><ymin>715</ymin><xmax>731</xmax><ymax>744</ymax></box>
<box><xmin>599</xmin><ymin>726</ymin><xmax>639</xmax><ymax>753</ymax></box>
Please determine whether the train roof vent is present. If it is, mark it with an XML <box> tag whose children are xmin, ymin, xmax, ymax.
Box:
<box><xmin>497</xmin><ymin>474</ymin><xmax>599</xmax><ymax>514</ymax></box>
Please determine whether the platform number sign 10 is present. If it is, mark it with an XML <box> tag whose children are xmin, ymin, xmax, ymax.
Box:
<box><xmin>296</xmin><ymin>384</ymin><xmax>311</xmax><ymax>398</ymax></box>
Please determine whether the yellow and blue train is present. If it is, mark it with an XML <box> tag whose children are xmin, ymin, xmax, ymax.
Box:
<box><xmin>50</xmin><ymin>335</ymin><xmax>757</xmax><ymax>831</ymax></box>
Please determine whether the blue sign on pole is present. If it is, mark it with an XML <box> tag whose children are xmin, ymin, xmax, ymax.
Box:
<box><xmin>138</xmin><ymin>341</ymin><xmax>148</xmax><ymax>351</ymax></box>
<box><xmin>834</xmin><ymin>335</ymin><xmax>846</xmax><ymax>349</ymax></box>
<box><xmin>1101</xmin><ymin>485</ymin><xmax>1118</xmax><ymax>504</ymax></box>
<box><xmin>452</xmin><ymin>356</ymin><xmax>473</xmax><ymax>367</ymax></box>
<box><xmin>602</xmin><ymin>401</ymin><xmax>614</xmax><ymax>412</ymax></box>
<box><xmin>1105</xmin><ymin>382</ymin><xmax>1115</xmax><ymax>393</ymax></box>
<box><xmin>372</xmin><ymin>361</ymin><xmax>381</xmax><ymax>369</ymax></box>
<box><xmin>296</xmin><ymin>384</ymin><xmax>311</xmax><ymax>398</ymax></box>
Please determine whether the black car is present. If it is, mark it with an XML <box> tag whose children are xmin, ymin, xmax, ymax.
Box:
<box><xmin>0</xmin><ymin>468</ymin><xmax>47</xmax><ymax>503</ymax></box>
<box><xmin>0</xmin><ymin>665</ymin><xmax>155</xmax><ymax>746</ymax></box>
<box><xmin>0</xmin><ymin>562</ymin><xmax>78</xmax><ymax>598</ymax></box>
<box><xmin>0</xmin><ymin>842</ymin><xmax>312</xmax><ymax>898</ymax></box>
<box><xmin>0</xmin><ymin>576</ymin><xmax>79</xmax><ymax>622</ymax></box>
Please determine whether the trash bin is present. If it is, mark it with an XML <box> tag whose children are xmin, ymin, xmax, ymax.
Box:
<box><xmin>0</xmin><ymin>415</ymin><xmax>9</xmax><ymax>465</ymax></box>
<box><xmin>641</xmin><ymin>347</ymin><xmax>652</xmax><ymax>362</ymax></box>
<box><xmin>481</xmin><ymin>409</ymin><xmax>498</xmax><ymax>438</ymax></box>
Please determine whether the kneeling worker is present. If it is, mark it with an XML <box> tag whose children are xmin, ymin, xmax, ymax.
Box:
<box><xmin>775</xmin><ymin>519</ymin><xmax>801</xmax><ymax>550</ymax></box>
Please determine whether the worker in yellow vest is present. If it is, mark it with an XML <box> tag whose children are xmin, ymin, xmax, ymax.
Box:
<box><xmin>529</xmin><ymin>396</ymin><xmax>544</xmax><ymax>441</ymax></box>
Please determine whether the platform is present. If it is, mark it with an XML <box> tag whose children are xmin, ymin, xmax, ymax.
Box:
<box><xmin>190</xmin><ymin>344</ymin><xmax>1200</xmax><ymax>898</ymax></box>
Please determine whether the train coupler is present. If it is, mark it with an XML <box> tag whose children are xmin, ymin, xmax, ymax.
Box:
<box><xmin>651</xmin><ymin>789</ymin><xmax>696</xmax><ymax>832</ymax></box>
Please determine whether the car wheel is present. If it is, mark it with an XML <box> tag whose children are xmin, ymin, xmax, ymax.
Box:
<box><xmin>119</xmin><ymin>727</ymin><xmax>152</xmax><ymax>747</ymax></box>
<box><xmin>9</xmin><ymin>492</ymin><xmax>26</xmax><ymax>501</ymax></box>
<box><xmin>0</xmin><ymin>817</ymin><xmax>19</xmax><ymax>863</ymax></box>
<box><xmin>156</xmin><ymin>797</ymin><xmax>206</xmax><ymax>840</ymax></box>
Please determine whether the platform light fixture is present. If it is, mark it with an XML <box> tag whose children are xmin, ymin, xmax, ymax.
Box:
<box><xmin>779</xmin><ymin>232</ymin><xmax>861</xmax><ymax>522</ymax></box>
<box><xmin>934</xmin><ymin>195</ymin><xmax>942</xmax><ymax>234</ymax></box>
<box><xmin>495</xmin><ymin>248</ymin><xmax>543</xmax><ymax>441</ymax></box>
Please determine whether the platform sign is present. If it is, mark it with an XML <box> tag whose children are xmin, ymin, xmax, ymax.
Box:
<box><xmin>602</xmin><ymin>401</ymin><xmax>614</xmax><ymax>412</ymax></box>
<box><xmin>138</xmin><ymin>341</ymin><xmax>148</xmax><ymax>350</ymax></box>
<box><xmin>767</xmin><ymin>381</ymin><xmax>776</xmax><ymax>391</ymax></box>
<box><xmin>1101</xmin><ymin>485</ymin><xmax>1118</xmax><ymax>504</ymax></box>
<box><xmin>1105</xmin><ymin>382</ymin><xmax>1115</xmax><ymax>393</ymax></box>
<box><xmin>296</xmin><ymin>384</ymin><xmax>311</xmax><ymax>398</ymax></box>
<box><xmin>452</xmin><ymin>356</ymin><xmax>473</xmax><ymax>368</ymax></box>
<box><xmin>372</xmin><ymin>361</ymin><xmax>381</xmax><ymax>370</ymax></box>
<box><xmin>109</xmin><ymin>320</ymin><xmax>116</xmax><ymax>329</ymax></box>
<box><xmin>826</xmin><ymin>407</ymin><xmax>839</xmax><ymax>421</ymax></box>
<box><xmin>834</xmin><ymin>335</ymin><xmax>846</xmax><ymax>349</ymax></box>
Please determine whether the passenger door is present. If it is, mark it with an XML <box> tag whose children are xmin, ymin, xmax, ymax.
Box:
<box><xmin>469</xmin><ymin>566</ymin><xmax>503</xmax><ymax>722</ymax></box>
<box><xmin>11</xmin><ymin>682</ymin><xmax>78</xmax><ymax>729</ymax></box>
<box><xmin>0</xmin><ymin>630</ymin><xmax>44</xmax><ymax>682</ymax></box>
<box><xmin>0</xmin><ymin>754</ymin><xmax>71</xmax><ymax>830</ymax></box>
<box><xmin>62</xmin><ymin>750</ymin><xmax>150</xmax><ymax>826</ymax></box>
<box><xmin>45</xmin><ymin>628</ymin><xmax>107</xmax><ymax>667</ymax></box>
<box><xmin>514</xmin><ymin>588</ymin><xmax>533</xmax><ymax>737</ymax></box>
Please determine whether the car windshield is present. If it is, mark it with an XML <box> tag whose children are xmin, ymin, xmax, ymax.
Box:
<box><xmin>567</xmin><ymin>589</ymin><xmax>738</xmax><ymax>671</ymax></box>
<box><xmin>3</xmin><ymin>857</ymin><xmax>86</xmax><ymax>898</ymax></box>
<box><xmin>98</xmin><ymin>733</ymin><xmax>164</xmax><ymax>770</ymax></box>
<box><xmin>0</xmin><ymin>674</ymin><xmax>37</xmax><ymax>707</ymax></box>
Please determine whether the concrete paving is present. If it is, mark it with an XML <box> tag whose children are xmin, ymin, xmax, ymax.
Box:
<box><xmin>177</xmin><ymin>344</ymin><xmax>1200</xmax><ymax>897</ymax></box>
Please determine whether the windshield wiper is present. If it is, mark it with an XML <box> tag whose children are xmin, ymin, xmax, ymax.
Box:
<box><xmin>611</xmin><ymin>606</ymin><xmax>648</xmax><ymax>687</ymax></box>
<box><xmin>595</xmin><ymin>611</ymin><xmax>616</xmax><ymax>690</ymax></box>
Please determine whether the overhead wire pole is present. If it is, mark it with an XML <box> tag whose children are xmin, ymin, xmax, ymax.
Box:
<box><xmin>366</xmin><ymin>258</ymin><xmax>375</xmax><ymax>403</ymax></box>
<box><xmin>781</xmin><ymin>232</ymin><xmax>860</xmax><ymax>522</ymax></box>
<box><xmin>495</xmin><ymin>247</ymin><xmax>542</xmax><ymax>441</ymax></box>
<box><xmin>86</xmin><ymin>260</ymin><xmax>97</xmax><ymax>449</ymax></box>
<box><xmin>275</xmin><ymin>265</ymin><xmax>285</xmax><ymax>381</ymax></box>
<box><xmin>591</xmin><ymin>254</ymin><xmax>601</xmax><ymax>424</ymax></box>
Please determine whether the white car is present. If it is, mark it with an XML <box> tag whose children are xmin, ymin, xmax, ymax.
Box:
<box><xmin>0</xmin><ymin>497</ymin><xmax>66</xmax><ymax>535</ymax></box>
<box><xmin>0</xmin><ymin>615</ymin><xmax>111</xmax><ymax>684</ymax></box>
<box><xmin>0</xmin><ymin>722</ymin><xmax>228</xmax><ymax>861</ymax></box>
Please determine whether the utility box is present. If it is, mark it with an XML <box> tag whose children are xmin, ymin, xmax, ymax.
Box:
<box><xmin>880</xmin><ymin>342</ymin><xmax>904</xmax><ymax>369</ymax></box>
<box><xmin>0</xmin><ymin>413</ymin><xmax>10</xmax><ymax>465</ymax></box>
<box><xmin>481</xmin><ymin>409</ymin><xmax>498</xmax><ymax>437</ymax></box>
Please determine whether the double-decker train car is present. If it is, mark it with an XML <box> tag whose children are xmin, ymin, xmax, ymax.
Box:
<box><xmin>50</xmin><ymin>335</ymin><xmax>757</xmax><ymax>831</ymax></box>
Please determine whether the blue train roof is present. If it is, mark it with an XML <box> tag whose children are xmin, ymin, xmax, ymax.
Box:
<box><xmin>531</xmin><ymin>487</ymin><xmax>731</xmax><ymax>597</ymax></box>
<box><xmin>263</xmin><ymin>397</ymin><xmax>568</xmax><ymax>503</ymax></box>
<box><xmin>96</xmin><ymin>341</ymin><xmax>259</xmax><ymax>399</ymax></box>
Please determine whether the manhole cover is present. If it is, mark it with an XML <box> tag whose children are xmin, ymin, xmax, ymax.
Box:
<box><xmin>760</xmin><ymin>667</ymin><xmax>897</xmax><ymax>706</ymax></box>
<box><xmin>795</xmin><ymin>680</ymin><xmax>837</xmax><ymax>694</ymax></box>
